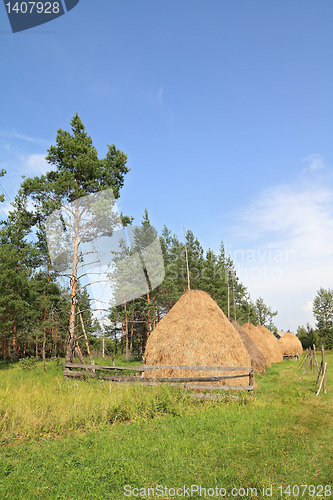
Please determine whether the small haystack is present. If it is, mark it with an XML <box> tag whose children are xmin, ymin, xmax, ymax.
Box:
<box><xmin>256</xmin><ymin>325</ymin><xmax>283</xmax><ymax>363</ymax></box>
<box><xmin>241</xmin><ymin>323</ymin><xmax>272</xmax><ymax>367</ymax></box>
<box><xmin>278</xmin><ymin>332</ymin><xmax>303</xmax><ymax>357</ymax></box>
<box><xmin>144</xmin><ymin>289</ymin><xmax>251</xmax><ymax>385</ymax></box>
<box><xmin>229</xmin><ymin>318</ymin><xmax>266</xmax><ymax>375</ymax></box>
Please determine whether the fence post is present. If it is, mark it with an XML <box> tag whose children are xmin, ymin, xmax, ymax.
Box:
<box><xmin>322</xmin><ymin>345</ymin><xmax>326</xmax><ymax>394</ymax></box>
<box><xmin>249</xmin><ymin>359</ymin><xmax>254</xmax><ymax>396</ymax></box>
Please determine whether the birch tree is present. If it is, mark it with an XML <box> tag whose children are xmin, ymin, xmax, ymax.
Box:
<box><xmin>22</xmin><ymin>114</ymin><xmax>130</xmax><ymax>362</ymax></box>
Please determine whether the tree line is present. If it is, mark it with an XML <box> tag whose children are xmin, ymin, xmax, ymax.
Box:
<box><xmin>1</xmin><ymin>115</ymin><xmax>330</xmax><ymax>364</ymax></box>
<box><xmin>297</xmin><ymin>288</ymin><xmax>333</xmax><ymax>350</ymax></box>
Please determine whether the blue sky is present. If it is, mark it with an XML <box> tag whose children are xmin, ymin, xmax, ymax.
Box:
<box><xmin>1</xmin><ymin>0</ymin><xmax>333</xmax><ymax>331</ymax></box>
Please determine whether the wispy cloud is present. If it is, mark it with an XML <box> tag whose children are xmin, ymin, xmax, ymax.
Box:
<box><xmin>22</xmin><ymin>154</ymin><xmax>50</xmax><ymax>174</ymax></box>
<box><xmin>0</xmin><ymin>129</ymin><xmax>49</xmax><ymax>146</ymax></box>
<box><xmin>227</xmin><ymin>167</ymin><xmax>333</xmax><ymax>330</ymax></box>
<box><xmin>142</xmin><ymin>86</ymin><xmax>174</xmax><ymax>125</ymax></box>
<box><xmin>301</xmin><ymin>301</ymin><xmax>313</xmax><ymax>313</ymax></box>
<box><xmin>89</xmin><ymin>80</ymin><xmax>116</xmax><ymax>96</ymax></box>
<box><xmin>302</xmin><ymin>153</ymin><xmax>326</xmax><ymax>174</ymax></box>
<box><xmin>233</xmin><ymin>184</ymin><xmax>333</xmax><ymax>258</ymax></box>
<box><xmin>0</xmin><ymin>200</ymin><xmax>12</xmax><ymax>220</ymax></box>
<box><xmin>157</xmin><ymin>87</ymin><xmax>163</xmax><ymax>104</ymax></box>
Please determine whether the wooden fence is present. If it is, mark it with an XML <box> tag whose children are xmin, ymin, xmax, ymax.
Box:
<box><xmin>64</xmin><ymin>360</ymin><xmax>255</xmax><ymax>394</ymax></box>
<box><xmin>283</xmin><ymin>352</ymin><xmax>300</xmax><ymax>360</ymax></box>
<box><xmin>299</xmin><ymin>345</ymin><xmax>327</xmax><ymax>395</ymax></box>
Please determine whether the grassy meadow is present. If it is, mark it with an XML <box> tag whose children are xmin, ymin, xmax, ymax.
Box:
<box><xmin>0</xmin><ymin>353</ymin><xmax>332</xmax><ymax>499</ymax></box>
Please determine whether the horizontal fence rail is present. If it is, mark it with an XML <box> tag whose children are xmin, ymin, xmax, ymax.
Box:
<box><xmin>64</xmin><ymin>363</ymin><xmax>252</xmax><ymax>372</ymax></box>
<box><xmin>64</xmin><ymin>360</ymin><xmax>255</xmax><ymax>394</ymax></box>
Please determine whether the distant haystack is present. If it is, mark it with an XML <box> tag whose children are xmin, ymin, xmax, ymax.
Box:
<box><xmin>241</xmin><ymin>323</ymin><xmax>273</xmax><ymax>367</ymax></box>
<box><xmin>278</xmin><ymin>332</ymin><xmax>303</xmax><ymax>357</ymax></box>
<box><xmin>144</xmin><ymin>289</ymin><xmax>251</xmax><ymax>385</ymax></box>
<box><xmin>229</xmin><ymin>318</ymin><xmax>266</xmax><ymax>375</ymax></box>
<box><xmin>256</xmin><ymin>325</ymin><xmax>283</xmax><ymax>363</ymax></box>
<box><xmin>241</xmin><ymin>323</ymin><xmax>283</xmax><ymax>366</ymax></box>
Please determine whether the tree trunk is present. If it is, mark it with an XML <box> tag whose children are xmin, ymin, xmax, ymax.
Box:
<box><xmin>152</xmin><ymin>297</ymin><xmax>156</xmax><ymax>330</ymax></box>
<box><xmin>146</xmin><ymin>291</ymin><xmax>151</xmax><ymax>337</ymax></box>
<box><xmin>124</xmin><ymin>300</ymin><xmax>132</xmax><ymax>360</ymax></box>
<box><xmin>130</xmin><ymin>301</ymin><xmax>134</xmax><ymax>354</ymax></box>
<box><xmin>138</xmin><ymin>322</ymin><xmax>143</xmax><ymax>357</ymax></box>
<box><xmin>3</xmin><ymin>336</ymin><xmax>6</xmax><ymax>364</ymax></box>
<box><xmin>114</xmin><ymin>323</ymin><xmax>117</xmax><ymax>356</ymax></box>
<box><xmin>78</xmin><ymin>305</ymin><xmax>93</xmax><ymax>364</ymax></box>
<box><xmin>74</xmin><ymin>342</ymin><xmax>85</xmax><ymax>364</ymax></box>
<box><xmin>12</xmin><ymin>315</ymin><xmax>17</xmax><ymax>363</ymax></box>
<box><xmin>121</xmin><ymin>320</ymin><xmax>124</xmax><ymax>355</ymax></box>
<box><xmin>50</xmin><ymin>326</ymin><xmax>54</xmax><ymax>357</ymax></box>
<box><xmin>66</xmin><ymin>200</ymin><xmax>80</xmax><ymax>362</ymax></box>
<box><xmin>42</xmin><ymin>255</ymin><xmax>50</xmax><ymax>369</ymax></box>
<box><xmin>42</xmin><ymin>315</ymin><xmax>47</xmax><ymax>368</ymax></box>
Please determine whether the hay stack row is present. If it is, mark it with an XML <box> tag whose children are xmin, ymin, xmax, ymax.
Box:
<box><xmin>278</xmin><ymin>332</ymin><xmax>303</xmax><ymax>357</ymax></box>
<box><xmin>144</xmin><ymin>289</ymin><xmax>293</xmax><ymax>386</ymax></box>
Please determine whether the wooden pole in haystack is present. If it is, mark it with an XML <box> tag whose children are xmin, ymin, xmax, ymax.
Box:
<box><xmin>183</xmin><ymin>225</ymin><xmax>190</xmax><ymax>290</ymax></box>
<box><xmin>227</xmin><ymin>271</ymin><xmax>230</xmax><ymax>318</ymax></box>
<box><xmin>102</xmin><ymin>317</ymin><xmax>105</xmax><ymax>359</ymax></box>
<box><xmin>232</xmin><ymin>275</ymin><xmax>236</xmax><ymax>321</ymax></box>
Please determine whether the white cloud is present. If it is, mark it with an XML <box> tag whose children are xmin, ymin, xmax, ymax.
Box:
<box><xmin>22</xmin><ymin>154</ymin><xmax>50</xmax><ymax>174</ymax></box>
<box><xmin>227</xmin><ymin>174</ymin><xmax>333</xmax><ymax>331</ymax></box>
<box><xmin>301</xmin><ymin>301</ymin><xmax>313</xmax><ymax>313</ymax></box>
<box><xmin>302</xmin><ymin>154</ymin><xmax>326</xmax><ymax>174</ymax></box>
<box><xmin>234</xmin><ymin>184</ymin><xmax>333</xmax><ymax>258</ymax></box>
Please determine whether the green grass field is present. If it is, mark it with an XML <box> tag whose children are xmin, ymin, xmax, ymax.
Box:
<box><xmin>0</xmin><ymin>354</ymin><xmax>332</xmax><ymax>499</ymax></box>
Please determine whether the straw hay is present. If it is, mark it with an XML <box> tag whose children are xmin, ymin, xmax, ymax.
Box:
<box><xmin>241</xmin><ymin>323</ymin><xmax>283</xmax><ymax>366</ymax></box>
<box><xmin>229</xmin><ymin>318</ymin><xmax>266</xmax><ymax>375</ymax></box>
<box><xmin>278</xmin><ymin>332</ymin><xmax>303</xmax><ymax>357</ymax></box>
<box><xmin>144</xmin><ymin>289</ymin><xmax>251</xmax><ymax>385</ymax></box>
<box><xmin>241</xmin><ymin>323</ymin><xmax>272</xmax><ymax>367</ymax></box>
<box><xmin>256</xmin><ymin>325</ymin><xmax>283</xmax><ymax>363</ymax></box>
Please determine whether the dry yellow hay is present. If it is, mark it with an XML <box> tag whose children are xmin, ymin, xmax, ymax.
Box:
<box><xmin>229</xmin><ymin>318</ymin><xmax>266</xmax><ymax>375</ymax></box>
<box><xmin>278</xmin><ymin>332</ymin><xmax>303</xmax><ymax>357</ymax></box>
<box><xmin>144</xmin><ymin>289</ymin><xmax>251</xmax><ymax>386</ymax></box>
<box><xmin>256</xmin><ymin>325</ymin><xmax>283</xmax><ymax>363</ymax></box>
<box><xmin>241</xmin><ymin>323</ymin><xmax>279</xmax><ymax>367</ymax></box>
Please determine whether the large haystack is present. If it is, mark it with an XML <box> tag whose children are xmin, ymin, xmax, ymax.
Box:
<box><xmin>144</xmin><ymin>290</ymin><xmax>251</xmax><ymax>386</ymax></box>
<box><xmin>278</xmin><ymin>332</ymin><xmax>303</xmax><ymax>357</ymax></box>
<box><xmin>256</xmin><ymin>325</ymin><xmax>283</xmax><ymax>363</ymax></box>
<box><xmin>229</xmin><ymin>318</ymin><xmax>266</xmax><ymax>375</ymax></box>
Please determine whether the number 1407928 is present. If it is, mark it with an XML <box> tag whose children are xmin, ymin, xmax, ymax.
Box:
<box><xmin>5</xmin><ymin>2</ymin><xmax>60</xmax><ymax>14</ymax></box>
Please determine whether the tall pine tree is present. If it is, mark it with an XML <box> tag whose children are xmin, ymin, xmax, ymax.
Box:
<box><xmin>22</xmin><ymin>114</ymin><xmax>130</xmax><ymax>362</ymax></box>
